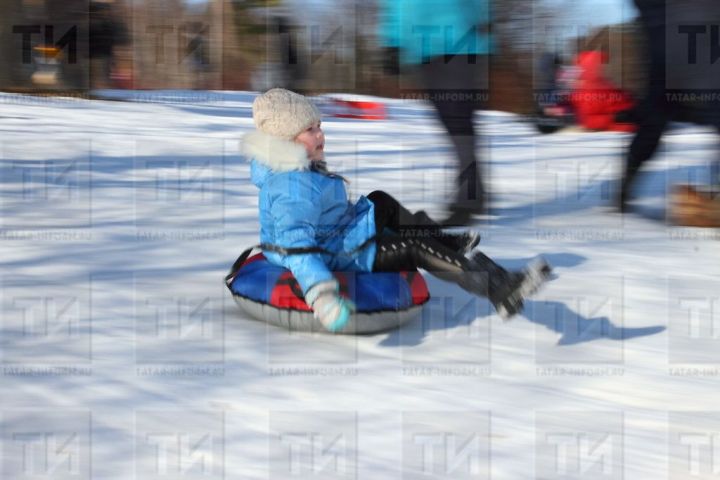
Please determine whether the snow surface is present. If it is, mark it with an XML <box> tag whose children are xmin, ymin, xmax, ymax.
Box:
<box><xmin>1</xmin><ymin>89</ymin><xmax>719</xmax><ymax>479</ymax></box>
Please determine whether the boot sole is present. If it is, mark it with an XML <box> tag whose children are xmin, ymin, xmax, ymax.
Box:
<box><xmin>498</xmin><ymin>258</ymin><xmax>552</xmax><ymax>320</ymax></box>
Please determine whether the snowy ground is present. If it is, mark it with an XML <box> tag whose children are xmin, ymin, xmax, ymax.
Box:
<box><xmin>1</xmin><ymin>90</ymin><xmax>719</xmax><ymax>479</ymax></box>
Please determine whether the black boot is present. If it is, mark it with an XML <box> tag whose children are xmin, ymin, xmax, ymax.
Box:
<box><xmin>373</xmin><ymin>236</ymin><xmax>528</xmax><ymax>318</ymax></box>
<box><xmin>468</xmin><ymin>253</ymin><xmax>552</xmax><ymax>319</ymax></box>
<box><xmin>462</xmin><ymin>251</ymin><xmax>522</xmax><ymax>318</ymax></box>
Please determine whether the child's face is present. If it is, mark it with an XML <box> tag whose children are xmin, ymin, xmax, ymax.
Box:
<box><xmin>294</xmin><ymin>121</ymin><xmax>325</xmax><ymax>162</ymax></box>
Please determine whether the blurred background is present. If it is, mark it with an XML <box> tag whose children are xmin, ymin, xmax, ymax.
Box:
<box><xmin>0</xmin><ymin>0</ymin><xmax>642</xmax><ymax>115</ymax></box>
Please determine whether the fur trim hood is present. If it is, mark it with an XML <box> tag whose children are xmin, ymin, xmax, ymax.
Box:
<box><xmin>242</xmin><ymin>130</ymin><xmax>309</xmax><ymax>172</ymax></box>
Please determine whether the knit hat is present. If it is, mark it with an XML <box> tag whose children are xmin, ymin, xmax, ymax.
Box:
<box><xmin>252</xmin><ymin>88</ymin><xmax>321</xmax><ymax>140</ymax></box>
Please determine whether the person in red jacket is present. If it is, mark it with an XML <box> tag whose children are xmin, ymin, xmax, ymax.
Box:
<box><xmin>570</xmin><ymin>51</ymin><xmax>636</xmax><ymax>133</ymax></box>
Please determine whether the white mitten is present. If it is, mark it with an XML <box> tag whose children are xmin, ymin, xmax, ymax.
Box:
<box><xmin>305</xmin><ymin>280</ymin><xmax>356</xmax><ymax>332</ymax></box>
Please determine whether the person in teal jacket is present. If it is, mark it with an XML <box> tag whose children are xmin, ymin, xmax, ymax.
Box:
<box><xmin>378</xmin><ymin>0</ymin><xmax>493</xmax><ymax>226</ymax></box>
<box><xmin>243</xmin><ymin>89</ymin><xmax>548</xmax><ymax>332</ymax></box>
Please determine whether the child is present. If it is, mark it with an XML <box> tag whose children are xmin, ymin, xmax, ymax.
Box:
<box><xmin>243</xmin><ymin>88</ymin><xmax>549</xmax><ymax>332</ymax></box>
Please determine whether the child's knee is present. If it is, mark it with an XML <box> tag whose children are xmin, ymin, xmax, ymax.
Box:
<box><xmin>367</xmin><ymin>190</ymin><xmax>390</xmax><ymax>203</ymax></box>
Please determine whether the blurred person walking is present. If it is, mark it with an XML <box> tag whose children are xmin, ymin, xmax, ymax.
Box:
<box><xmin>89</xmin><ymin>0</ymin><xmax>130</xmax><ymax>89</ymax></box>
<box><xmin>619</xmin><ymin>0</ymin><xmax>720</xmax><ymax>212</ymax></box>
<box><xmin>378</xmin><ymin>0</ymin><xmax>493</xmax><ymax>226</ymax></box>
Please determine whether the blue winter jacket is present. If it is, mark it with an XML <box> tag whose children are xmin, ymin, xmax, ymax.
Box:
<box><xmin>243</xmin><ymin>130</ymin><xmax>377</xmax><ymax>295</ymax></box>
<box><xmin>378</xmin><ymin>0</ymin><xmax>492</xmax><ymax>65</ymax></box>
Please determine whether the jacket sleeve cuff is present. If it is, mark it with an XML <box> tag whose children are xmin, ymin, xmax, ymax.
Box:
<box><xmin>304</xmin><ymin>280</ymin><xmax>339</xmax><ymax>306</ymax></box>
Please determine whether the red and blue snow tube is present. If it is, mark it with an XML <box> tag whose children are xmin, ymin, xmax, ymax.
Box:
<box><xmin>225</xmin><ymin>250</ymin><xmax>429</xmax><ymax>334</ymax></box>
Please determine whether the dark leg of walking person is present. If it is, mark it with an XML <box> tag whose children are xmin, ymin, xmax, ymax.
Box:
<box><xmin>419</xmin><ymin>54</ymin><xmax>489</xmax><ymax>225</ymax></box>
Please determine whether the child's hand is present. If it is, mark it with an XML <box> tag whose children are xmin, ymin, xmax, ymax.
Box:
<box><xmin>305</xmin><ymin>280</ymin><xmax>356</xmax><ymax>332</ymax></box>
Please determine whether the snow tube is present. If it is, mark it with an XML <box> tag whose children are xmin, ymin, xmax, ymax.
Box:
<box><xmin>226</xmin><ymin>252</ymin><xmax>429</xmax><ymax>334</ymax></box>
<box><xmin>329</xmin><ymin>98</ymin><xmax>387</xmax><ymax>120</ymax></box>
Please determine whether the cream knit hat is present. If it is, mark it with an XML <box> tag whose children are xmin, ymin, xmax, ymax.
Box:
<box><xmin>252</xmin><ymin>88</ymin><xmax>321</xmax><ymax>140</ymax></box>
